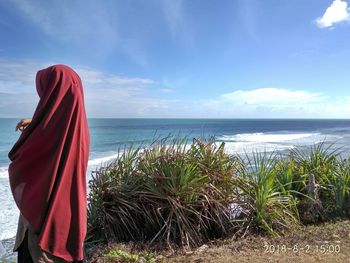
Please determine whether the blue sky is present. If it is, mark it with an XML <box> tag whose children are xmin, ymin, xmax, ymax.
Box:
<box><xmin>0</xmin><ymin>0</ymin><xmax>350</xmax><ymax>118</ymax></box>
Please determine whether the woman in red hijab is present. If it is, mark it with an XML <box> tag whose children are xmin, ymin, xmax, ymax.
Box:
<box><xmin>8</xmin><ymin>64</ymin><xmax>90</xmax><ymax>262</ymax></box>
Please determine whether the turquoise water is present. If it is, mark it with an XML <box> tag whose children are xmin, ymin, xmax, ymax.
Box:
<box><xmin>66</xmin><ymin>118</ymin><xmax>350</xmax><ymax>166</ymax></box>
<box><xmin>2</xmin><ymin>118</ymin><xmax>350</xmax><ymax>168</ymax></box>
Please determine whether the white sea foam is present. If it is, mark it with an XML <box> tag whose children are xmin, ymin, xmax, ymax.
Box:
<box><xmin>87</xmin><ymin>152</ymin><xmax>121</xmax><ymax>166</ymax></box>
<box><xmin>0</xmin><ymin>167</ymin><xmax>8</xmax><ymax>179</ymax></box>
<box><xmin>220</xmin><ymin>141</ymin><xmax>295</xmax><ymax>155</ymax></box>
<box><xmin>0</xmin><ymin>178</ymin><xmax>19</xmax><ymax>240</ymax></box>
<box><xmin>216</xmin><ymin>132</ymin><xmax>332</xmax><ymax>155</ymax></box>
<box><xmin>217</xmin><ymin>132</ymin><xmax>321</xmax><ymax>143</ymax></box>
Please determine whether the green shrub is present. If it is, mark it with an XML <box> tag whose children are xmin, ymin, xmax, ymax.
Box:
<box><xmin>234</xmin><ymin>152</ymin><xmax>300</xmax><ymax>236</ymax></box>
<box><xmin>87</xmin><ymin>138</ymin><xmax>240</xmax><ymax>247</ymax></box>
<box><xmin>324</xmin><ymin>158</ymin><xmax>350</xmax><ymax>216</ymax></box>
<box><xmin>290</xmin><ymin>142</ymin><xmax>348</xmax><ymax>221</ymax></box>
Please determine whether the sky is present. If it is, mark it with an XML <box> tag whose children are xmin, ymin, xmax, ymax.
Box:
<box><xmin>0</xmin><ymin>0</ymin><xmax>350</xmax><ymax>118</ymax></box>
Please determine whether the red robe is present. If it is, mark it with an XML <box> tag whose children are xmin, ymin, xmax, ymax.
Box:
<box><xmin>8</xmin><ymin>64</ymin><xmax>90</xmax><ymax>261</ymax></box>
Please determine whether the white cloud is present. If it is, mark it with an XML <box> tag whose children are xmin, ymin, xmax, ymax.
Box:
<box><xmin>7</xmin><ymin>0</ymin><xmax>197</xmax><ymax>65</ymax></box>
<box><xmin>0</xmin><ymin>92</ymin><xmax>38</xmax><ymax>118</ymax></box>
<box><xmin>77</xmin><ymin>68</ymin><xmax>154</xmax><ymax>88</ymax></box>
<box><xmin>198</xmin><ymin>87</ymin><xmax>350</xmax><ymax>118</ymax></box>
<box><xmin>220</xmin><ymin>88</ymin><xmax>325</xmax><ymax>108</ymax></box>
<box><xmin>75</xmin><ymin>67</ymin><xmax>173</xmax><ymax>117</ymax></box>
<box><xmin>159</xmin><ymin>88</ymin><xmax>175</xmax><ymax>93</ymax></box>
<box><xmin>316</xmin><ymin>0</ymin><xmax>350</xmax><ymax>28</ymax></box>
<box><xmin>162</xmin><ymin>0</ymin><xmax>185</xmax><ymax>36</ymax></box>
<box><xmin>0</xmin><ymin>59</ymin><xmax>45</xmax><ymax>93</ymax></box>
<box><xmin>9</xmin><ymin>0</ymin><xmax>119</xmax><ymax>45</ymax></box>
<box><xmin>7</xmin><ymin>0</ymin><xmax>119</xmax><ymax>60</ymax></box>
<box><xmin>0</xmin><ymin>59</ymin><xmax>175</xmax><ymax>118</ymax></box>
<box><xmin>2</xmin><ymin>60</ymin><xmax>350</xmax><ymax>118</ymax></box>
<box><xmin>161</xmin><ymin>0</ymin><xmax>195</xmax><ymax>47</ymax></box>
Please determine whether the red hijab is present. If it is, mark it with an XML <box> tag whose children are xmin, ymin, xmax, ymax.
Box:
<box><xmin>8</xmin><ymin>64</ymin><xmax>90</xmax><ymax>262</ymax></box>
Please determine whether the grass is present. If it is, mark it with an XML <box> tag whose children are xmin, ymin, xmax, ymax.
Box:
<box><xmin>105</xmin><ymin>249</ymin><xmax>156</xmax><ymax>263</ymax></box>
<box><xmin>86</xmin><ymin>137</ymin><xmax>350</xmax><ymax>261</ymax></box>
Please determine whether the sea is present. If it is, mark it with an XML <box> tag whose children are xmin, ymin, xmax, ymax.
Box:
<box><xmin>1</xmin><ymin>118</ymin><xmax>350</xmax><ymax>261</ymax></box>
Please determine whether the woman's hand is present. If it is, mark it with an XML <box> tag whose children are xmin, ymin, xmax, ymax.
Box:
<box><xmin>16</xmin><ymin>118</ymin><xmax>32</xmax><ymax>132</ymax></box>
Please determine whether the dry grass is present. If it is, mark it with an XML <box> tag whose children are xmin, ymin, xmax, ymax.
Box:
<box><xmin>87</xmin><ymin>219</ymin><xmax>350</xmax><ymax>263</ymax></box>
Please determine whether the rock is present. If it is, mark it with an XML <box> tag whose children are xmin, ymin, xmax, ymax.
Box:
<box><xmin>195</xmin><ymin>244</ymin><xmax>209</xmax><ymax>254</ymax></box>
